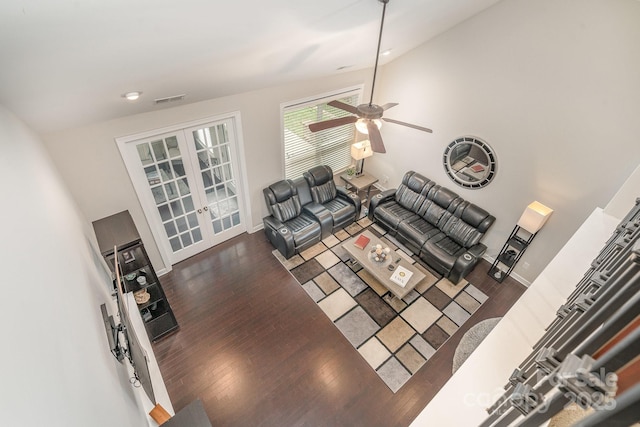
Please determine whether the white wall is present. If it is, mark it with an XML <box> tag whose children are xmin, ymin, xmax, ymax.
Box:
<box><xmin>0</xmin><ymin>105</ymin><xmax>149</xmax><ymax>426</ymax></box>
<box><xmin>42</xmin><ymin>70</ymin><xmax>370</xmax><ymax>272</ymax></box>
<box><xmin>368</xmin><ymin>0</ymin><xmax>640</xmax><ymax>283</ymax></box>
<box><xmin>605</xmin><ymin>163</ymin><xmax>640</xmax><ymax>219</ymax></box>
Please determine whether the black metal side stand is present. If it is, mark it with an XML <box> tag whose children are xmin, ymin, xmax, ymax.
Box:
<box><xmin>489</xmin><ymin>225</ymin><xmax>536</xmax><ymax>283</ymax></box>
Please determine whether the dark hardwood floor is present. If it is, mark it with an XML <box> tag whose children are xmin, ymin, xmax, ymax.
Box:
<box><xmin>152</xmin><ymin>230</ymin><xmax>526</xmax><ymax>426</ymax></box>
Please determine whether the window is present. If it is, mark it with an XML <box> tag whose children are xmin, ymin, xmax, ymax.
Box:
<box><xmin>282</xmin><ymin>88</ymin><xmax>362</xmax><ymax>179</ymax></box>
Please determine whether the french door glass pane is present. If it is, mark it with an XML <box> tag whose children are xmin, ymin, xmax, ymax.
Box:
<box><xmin>158</xmin><ymin>162</ymin><xmax>173</xmax><ymax>180</ymax></box>
<box><xmin>172</xmin><ymin>159</ymin><xmax>185</xmax><ymax>177</ymax></box>
<box><xmin>158</xmin><ymin>205</ymin><xmax>171</xmax><ymax>222</ymax></box>
<box><xmin>136</xmin><ymin>136</ymin><xmax>203</xmax><ymax>254</ymax></box>
<box><xmin>152</xmin><ymin>140</ymin><xmax>167</xmax><ymax>161</ymax></box>
<box><xmin>191</xmin><ymin>123</ymin><xmax>240</xmax><ymax>235</ymax></box>
<box><xmin>152</xmin><ymin>187</ymin><xmax>166</xmax><ymax>204</ymax></box>
<box><xmin>166</xmin><ymin>136</ymin><xmax>180</xmax><ymax>158</ymax></box>
<box><xmin>138</xmin><ymin>144</ymin><xmax>154</xmax><ymax>166</ymax></box>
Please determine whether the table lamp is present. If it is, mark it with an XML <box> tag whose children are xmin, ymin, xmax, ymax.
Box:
<box><xmin>351</xmin><ymin>140</ymin><xmax>373</xmax><ymax>176</ymax></box>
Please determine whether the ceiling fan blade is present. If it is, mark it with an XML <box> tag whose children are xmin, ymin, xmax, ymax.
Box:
<box><xmin>367</xmin><ymin>121</ymin><xmax>386</xmax><ymax>153</ymax></box>
<box><xmin>382</xmin><ymin>117</ymin><xmax>433</xmax><ymax>133</ymax></box>
<box><xmin>327</xmin><ymin>100</ymin><xmax>359</xmax><ymax>115</ymax></box>
<box><xmin>380</xmin><ymin>103</ymin><xmax>398</xmax><ymax>111</ymax></box>
<box><xmin>308</xmin><ymin>115</ymin><xmax>357</xmax><ymax>132</ymax></box>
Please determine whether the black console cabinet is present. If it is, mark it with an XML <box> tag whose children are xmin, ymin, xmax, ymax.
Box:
<box><xmin>93</xmin><ymin>210</ymin><xmax>178</xmax><ymax>341</ymax></box>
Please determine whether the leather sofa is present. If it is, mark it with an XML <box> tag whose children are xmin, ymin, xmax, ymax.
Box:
<box><xmin>263</xmin><ymin>165</ymin><xmax>361</xmax><ymax>259</ymax></box>
<box><xmin>368</xmin><ymin>171</ymin><xmax>495</xmax><ymax>283</ymax></box>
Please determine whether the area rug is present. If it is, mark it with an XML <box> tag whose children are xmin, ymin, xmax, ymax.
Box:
<box><xmin>452</xmin><ymin>317</ymin><xmax>501</xmax><ymax>374</ymax></box>
<box><xmin>272</xmin><ymin>217</ymin><xmax>489</xmax><ymax>392</ymax></box>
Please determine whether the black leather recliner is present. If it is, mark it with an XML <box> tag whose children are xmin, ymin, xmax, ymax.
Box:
<box><xmin>263</xmin><ymin>178</ymin><xmax>325</xmax><ymax>259</ymax></box>
<box><xmin>303</xmin><ymin>165</ymin><xmax>361</xmax><ymax>233</ymax></box>
<box><xmin>263</xmin><ymin>165</ymin><xmax>361</xmax><ymax>259</ymax></box>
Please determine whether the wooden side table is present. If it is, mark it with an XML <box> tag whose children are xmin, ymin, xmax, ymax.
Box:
<box><xmin>340</xmin><ymin>172</ymin><xmax>379</xmax><ymax>204</ymax></box>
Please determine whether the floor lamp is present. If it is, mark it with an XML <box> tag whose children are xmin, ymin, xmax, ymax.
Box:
<box><xmin>351</xmin><ymin>140</ymin><xmax>373</xmax><ymax>176</ymax></box>
<box><xmin>489</xmin><ymin>201</ymin><xmax>554</xmax><ymax>282</ymax></box>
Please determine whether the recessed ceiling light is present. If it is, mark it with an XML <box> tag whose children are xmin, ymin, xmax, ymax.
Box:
<box><xmin>123</xmin><ymin>91</ymin><xmax>142</xmax><ymax>101</ymax></box>
<box><xmin>381</xmin><ymin>49</ymin><xmax>392</xmax><ymax>56</ymax></box>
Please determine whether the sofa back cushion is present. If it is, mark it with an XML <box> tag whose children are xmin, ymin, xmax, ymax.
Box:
<box><xmin>460</xmin><ymin>203</ymin><xmax>495</xmax><ymax>233</ymax></box>
<box><xmin>395</xmin><ymin>171</ymin><xmax>431</xmax><ymax>211</ymax></box>
<box><xmin>440</xmin><ymin>216</ymin><xmax>483</xmax><ymax>248</ymax></box>
<box><xmin>418</xmin><ymin>186</ymin><xmax>460</xmax><ymax>227</ymax></box>
<box><xmin>304</xmin><ymin>165</ymin><xmax>337</xmax><ymax>204</ymax></box>
<box><xmin>441</xmin><ymin>202</ymin><xmax>495</xmax><ymax>248</ymax></box>
<box><xmin>293</xmin><ymin>176</ymin><xmax>313</xmax><ymax>206</ymax></box>
<box><xmin>264</xmin><ymin>180</ymin><xmax>302</xmax><ymax>222</ymax></box>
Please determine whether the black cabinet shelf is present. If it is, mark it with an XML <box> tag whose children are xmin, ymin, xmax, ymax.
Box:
<box><xmin>93</xmin><ymin>210</ymin><xmax>179</xmax><ymax>342</ymax></box>
<box><xmin>489</xmin><ymin>225</ymin><xmax>536</xmax><ymax>283</ymax></box>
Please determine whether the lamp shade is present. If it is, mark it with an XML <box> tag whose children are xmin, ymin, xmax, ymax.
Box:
<box><xmin>517</xmin><ymin>201</ymin><xmax>554</xmax><ymax>234</ymax></box>
<box><xmin>351</xmin><ymin>140</ymin><xmax>373</xmax><ymax>160</ymax></box>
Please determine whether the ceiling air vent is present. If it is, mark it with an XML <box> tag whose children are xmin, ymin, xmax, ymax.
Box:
<box><xmin>154</xmin><ymin>94</ymin><xmax>186</xmax><ymax>105</ymax></box>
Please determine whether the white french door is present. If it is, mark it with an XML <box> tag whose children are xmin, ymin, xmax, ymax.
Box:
<box><xmin>117</xmin><ymin>115</ymin><xmax>247</xmax><ymax>266</ymax></box>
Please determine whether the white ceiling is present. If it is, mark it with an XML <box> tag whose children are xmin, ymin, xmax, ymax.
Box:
<box><xmin>0</xmin><ymin>0</ymin><xmax>501</xmax><ymax>133</ymax></box>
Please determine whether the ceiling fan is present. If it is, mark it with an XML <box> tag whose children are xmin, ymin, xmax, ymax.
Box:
<box><xmin>308</xmin><ymin>0</ymin><xmax>433</xmax><ymax>153</ymax></box>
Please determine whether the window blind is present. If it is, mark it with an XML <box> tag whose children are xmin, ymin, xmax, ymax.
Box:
<box><xmin>283</xmin><ymin>90</ymin><xmax>360</xmax><ymax>179</ymax></box>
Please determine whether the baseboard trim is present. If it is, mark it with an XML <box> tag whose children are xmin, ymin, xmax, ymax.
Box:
<box><xmin>156</xmin><ymin>267</ymin><xmax>171</xmax><ymax>276</ymax></box>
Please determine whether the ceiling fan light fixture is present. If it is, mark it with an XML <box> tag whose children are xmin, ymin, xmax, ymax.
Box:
<box><xmin>355</xmin><ymin>118</ymin><xmax>382</xmax><ymax>134</ymax></box>
<box><xmin>306</xmin><ymin>0</ymin><xmax>432</xmax><ymax>153</ymax></box>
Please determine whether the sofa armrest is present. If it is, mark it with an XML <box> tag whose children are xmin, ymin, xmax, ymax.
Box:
<box><xmin>449</xmin><ymin>243</ymin><xmax>487</xmax><ymax>284</ymax></box>
<box><xmin>263</xmin><ymin>215</ymin><xmax>285</xmax><ymax>231</ymax></box>
<box><xmin>263</xmin><ymin>216</ymin><xmax>296</xmax><ymax>259</ymax></box>
<box><xmin>302</xmin><ymin>202</ymin><xmax>333</xmax><ymax>238</ymax></box>
<box><xmin>336</xmin><ymin>187</ymin><xmax>362</xmax><ymax>220</ymax></box>
<box><xmin>368</xmin><ymin>188</ymin><xmax>396</xmax><ymax>220</ymax></box>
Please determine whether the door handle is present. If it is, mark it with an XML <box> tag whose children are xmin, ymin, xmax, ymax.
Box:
<box><xmin>203</xmin><ymin>206</ymin><xmax>209</xmax><ymax>211</ymax></box>
<box><xmin>197</xmin><ymin>209</ymin><xmax>202</xmax><ymax>214</ymax></box>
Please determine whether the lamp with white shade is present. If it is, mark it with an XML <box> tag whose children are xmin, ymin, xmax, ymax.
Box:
<box><xmin>489</xmin><ymin>201</ymin><xmax>553</xmax><ymax>282</ymax></box>
<box><xmin>351</xmin><ymin>140</ymin><xmax>373</xmax><ymax>176</ymax></box>
<box><xmin>517</xmin><ymin>201</ymin><xmax>554</xmax><ymax>234</ymax></box>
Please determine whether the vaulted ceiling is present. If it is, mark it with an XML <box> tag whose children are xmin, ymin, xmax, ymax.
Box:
<box><xmin>0</xmin><ymin>0</ymin><xmax>501</xmax><ymax>132</ymax></box>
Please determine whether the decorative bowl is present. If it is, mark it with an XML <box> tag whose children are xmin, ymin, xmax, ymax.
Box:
<box><xmin>134</xmin><ymin>290</ymin><xmax>151</xmax><ymax>305</ymax></box>
<box><xmin>369</xmin><ymin>244</ymin><xmax>391</xmax><ymax>263</ymax></box>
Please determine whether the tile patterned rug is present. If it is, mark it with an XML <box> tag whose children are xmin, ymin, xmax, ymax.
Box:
<box><xmin>272</xmin><ymin>217</ymin><xmax>489</xmax><ymax>392</ymax></box>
